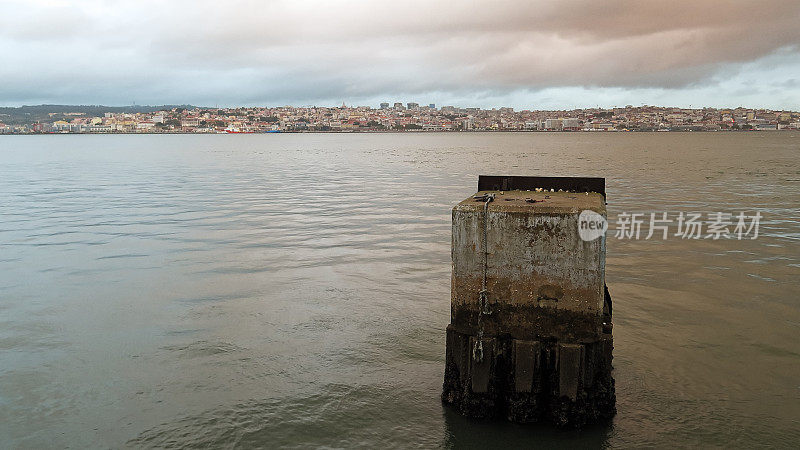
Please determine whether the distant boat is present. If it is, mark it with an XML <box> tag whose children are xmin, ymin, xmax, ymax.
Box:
<box><xmin>224</xmin><ymin>126</ymin><xmax>253</xmax><ymax>134</ymax></box>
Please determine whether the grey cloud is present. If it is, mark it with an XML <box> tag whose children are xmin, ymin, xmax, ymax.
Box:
<box><xmin>1</xmin><ymin>0</ymin><xmax>799</xmax><ymax>106</ymax></box>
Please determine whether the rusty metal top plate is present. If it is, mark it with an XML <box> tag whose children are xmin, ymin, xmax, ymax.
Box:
<box><xmin>456</xmin><ymin>190</ymin><xmax>606</xmax><ymax>215</ymax></box>
<box><xmin>478</xmin><ymin>175</ymin><xmax>606</xmax><ymax>200</ymax></box>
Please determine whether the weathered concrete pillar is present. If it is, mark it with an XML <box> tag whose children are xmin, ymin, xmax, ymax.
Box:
<box><xmin>442</xmin><ymin>176</ymin><xmax>615</xmax><ymax>427</ymax></box>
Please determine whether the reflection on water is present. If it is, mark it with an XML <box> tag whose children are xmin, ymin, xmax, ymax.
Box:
<box><xmin>0</xmin><ymin>133</ymin><xmax>799</xmax><ymax>448</ymax></box>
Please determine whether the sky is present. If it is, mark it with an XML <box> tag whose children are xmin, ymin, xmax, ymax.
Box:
<box><xmin>1</xmin><ymin>0</ymin><xmax>799</xmax><ymax>110</ymax></box>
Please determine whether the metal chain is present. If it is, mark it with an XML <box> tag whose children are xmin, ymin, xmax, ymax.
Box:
<box><xmin>480</xmin><ymin>195</ymin><xmax>492</xmax><ymax>316</ymax></box>
<box><xmin>471</xmin><ymin>193</ymin><xmax>494</xmax><ymax>362</ymax></box>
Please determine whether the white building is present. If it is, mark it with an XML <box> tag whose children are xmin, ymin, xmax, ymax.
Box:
<box><xmin>562</xmin><ymin>118</ymin><xmax>580</xmax><ymax>130</ymax></box>
<box><xmin>545</xmin><ymin>118</ymin><xmax>563</xmax><ymax>130</ymax></box>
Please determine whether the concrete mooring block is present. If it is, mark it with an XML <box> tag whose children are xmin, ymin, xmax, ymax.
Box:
<box><xmin>442</xmin><ymin>176</ymin><xmax>616</xmax><ymax>427</ymax></box>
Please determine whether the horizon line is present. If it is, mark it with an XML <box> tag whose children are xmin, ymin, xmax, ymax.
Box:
<box><xmin>1</xmin><ymin>103</ymin><xmax>797</xmax><ymax>112</ymax></box>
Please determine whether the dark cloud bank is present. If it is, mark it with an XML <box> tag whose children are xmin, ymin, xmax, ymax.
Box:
<box><xmin>1</xmin><ymin>0</ymin><xmax>799</xmax><ymax>108</ymax></box>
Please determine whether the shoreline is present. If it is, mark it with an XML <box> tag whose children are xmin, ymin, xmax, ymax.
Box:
<box><xmin>1</xmin><ymin>129</ymin><xmax>796</xmax><ymax>136</ymax></box>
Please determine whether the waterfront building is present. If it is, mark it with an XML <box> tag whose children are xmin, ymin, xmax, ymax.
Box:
<box><xmin>562</xmin><ymin>118</ymin><xmax>580</xmax><ymax>130</ymax></box>
<box><xmin>545</xmin><ymin>118</ymin><xmax>563</xmax><ymax>130</ymax></box>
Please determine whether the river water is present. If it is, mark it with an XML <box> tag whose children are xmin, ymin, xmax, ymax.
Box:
<box><xmin>1</xmin><ymin>133</ymin><xmax>798</xmax><ymax>448</ymax></box>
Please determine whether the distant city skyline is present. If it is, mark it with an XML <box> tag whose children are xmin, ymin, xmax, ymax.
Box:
<box><xmin>2</xmin><ymin>1</ymin><xmax>799</xmax><ymax>110</ymax></box>
<box><xmin>2</xmin><ymin>100</ymin><xmax>800</xmax><ymax>111</ymax></box>
<box><xmin>3</xmin><ymin>103</ymin><xmax>798</xmax><ymax>134</ymax></box>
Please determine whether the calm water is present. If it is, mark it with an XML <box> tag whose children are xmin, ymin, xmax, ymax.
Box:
<box><xmin>1</xmin><ymin>133</ymin><xmax>799</xmax><ymax>448</ymax></box>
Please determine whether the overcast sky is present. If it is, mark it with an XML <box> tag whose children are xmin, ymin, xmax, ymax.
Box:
<box><xmin>2</xmin><ymin>0</ymin><xmax>799</xmax><ymax>109</ymax></box>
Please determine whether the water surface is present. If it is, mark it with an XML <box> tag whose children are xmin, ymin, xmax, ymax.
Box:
<box><xmin>1</xmin><ymin>133</ymin><xmax>799</xmax><ymax>448</ymax></box>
